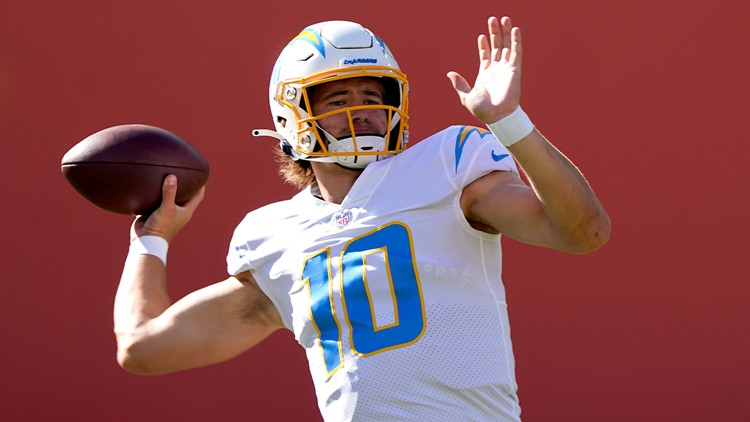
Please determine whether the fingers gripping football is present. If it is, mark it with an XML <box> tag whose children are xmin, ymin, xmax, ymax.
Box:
<box><xmin>131</xmin><ymin>175</ymin><xmax>206</xmax><ymax>243</ymax></box>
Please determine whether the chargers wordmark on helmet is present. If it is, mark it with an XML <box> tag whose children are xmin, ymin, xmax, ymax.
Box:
<box><xmin>342</xmin><ymin>58</ymin><xmax>378</xmax><ymax>65</ymax></box>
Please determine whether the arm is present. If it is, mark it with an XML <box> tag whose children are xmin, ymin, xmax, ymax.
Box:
<box><xmin>449</xmin><ymin>16</ymin><xmax>610</xmax><ymax>253</ymax></box>
<box><xmin>114</xmin><ymin>175</ymin><xmax>284</xmax><ymax>375</ymax></box>
<box><xmin>460</xmin><ymin>131</ymin><xmax>610</xmax><ymax>253</ymax></box>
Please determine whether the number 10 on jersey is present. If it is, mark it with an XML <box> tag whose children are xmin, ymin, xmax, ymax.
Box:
<box><xmin>301</xmin><ymin>223</ymin><xmax>426</xmax><ymax>376</ymax></box>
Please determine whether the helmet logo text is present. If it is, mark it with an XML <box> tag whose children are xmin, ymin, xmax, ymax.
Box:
<box><xmin>341</xmin><ymin>58</ymin><xmax>378</xmax><ymax>66</ymax></box>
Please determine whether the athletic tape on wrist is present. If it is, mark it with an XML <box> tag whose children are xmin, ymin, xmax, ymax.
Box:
<box><xmin>486</xmin><ymin>106</ymin><xmax>535</xmax><ymax>147</ymax></box>
<box><xmin>129</xmin><ymin>235</ymin><xmax>169</xmax><ymax>266</ymax></box>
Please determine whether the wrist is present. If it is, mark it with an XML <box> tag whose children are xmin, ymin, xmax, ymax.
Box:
<box><xmin>129</xmin><ymin>235</ymin><xmax>169</xmax><ymax>266</ymax></box>
<box><xmin>486</xmin><ymin>106</ymin><xmax>535</xmax><ymax>147</ymax></box>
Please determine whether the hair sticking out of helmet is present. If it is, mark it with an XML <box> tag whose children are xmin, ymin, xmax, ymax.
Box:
<box><xmin>253</xmin><ymin>21</ymin><xmax>409</xmax><ymax>170</ymax></box>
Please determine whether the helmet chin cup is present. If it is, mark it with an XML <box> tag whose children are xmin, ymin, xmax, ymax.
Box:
<box><xmin>330</xmin><ymin>135</ymin><xmax>386</xmax><ymax>169</ymax></box>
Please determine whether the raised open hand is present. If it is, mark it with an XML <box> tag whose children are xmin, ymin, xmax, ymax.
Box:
<box><xmin>447</xmin><ymin>16</ymin><xmax>522</xmax><ymax>124</ymax></box>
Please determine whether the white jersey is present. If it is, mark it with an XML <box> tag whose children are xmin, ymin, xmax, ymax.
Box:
<box><xmin>228</xmin><ymin>125</ymin><xmax>522</xmax><ymax>421</ymax></box>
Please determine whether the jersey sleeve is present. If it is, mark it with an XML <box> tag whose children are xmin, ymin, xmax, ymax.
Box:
<box><xmin>446</xmin><ymin>125</ymin><xmax>519</xmax><ymax>190</ymax></box>
<box><xmin>226</xmin><ymin>213</ymin><xmax>258</xmax><ymax>276</ymax></box>
<box><xmin>225</xmin><ymin>201</ymin><xmax>289</xmax><ymax>277</ymax></box>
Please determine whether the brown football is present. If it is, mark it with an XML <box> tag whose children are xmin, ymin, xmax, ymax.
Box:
<box><xmin>61</xmin><ymin>124</ymin><xmax>210</xmax><ymax>215</ymax></box>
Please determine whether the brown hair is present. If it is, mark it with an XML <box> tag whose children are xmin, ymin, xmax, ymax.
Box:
<box><xmin>274</xmin><ymin>148</ymin><xmax>315</xmax><ymax>189</ymax></box>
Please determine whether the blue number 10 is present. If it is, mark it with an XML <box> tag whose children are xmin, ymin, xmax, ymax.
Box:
<box><xmin>301</xmin><ymin>223</ymin><xmax>425</xmax><ymax>376</ymax></box>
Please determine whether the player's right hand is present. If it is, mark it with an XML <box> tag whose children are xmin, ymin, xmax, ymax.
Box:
<box><xmin>131</xmin><ymin>174</ymin><xmax>206</xmax><ymax>243</ymax></box>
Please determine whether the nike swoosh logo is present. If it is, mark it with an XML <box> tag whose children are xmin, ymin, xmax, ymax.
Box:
<box><xmin>491</xmin><ymin>151</ymin><xmax>509</xmax><ymax>161</ymax></box>
<box><xmin>455</xmin><ymin>126</ymin><xmax>492</xmax><ymax>172</ymax></box>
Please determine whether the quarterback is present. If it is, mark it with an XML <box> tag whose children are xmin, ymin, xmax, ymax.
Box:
<box><xmin>114</xmin><ymin>16</ymin><xmax>610</xmax><ymax>421</ymax></box>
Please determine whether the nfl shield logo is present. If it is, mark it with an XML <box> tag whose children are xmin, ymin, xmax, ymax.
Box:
<box><xmin>334</xmin><ymin>210</ymin><xmax>353</xmax><ymax>228</ymax></box>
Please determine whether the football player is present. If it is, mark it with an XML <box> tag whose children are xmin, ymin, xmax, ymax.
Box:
<box><xmin>115</xmin><ymin>16</ymin><xmax>610</xmax><ymax>421</ymax></box>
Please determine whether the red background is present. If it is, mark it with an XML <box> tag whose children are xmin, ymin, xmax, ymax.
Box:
<box><xmin>1</xmin><ymin>1</ymin><xmax>748</xmax><ymax>420</ymax></box>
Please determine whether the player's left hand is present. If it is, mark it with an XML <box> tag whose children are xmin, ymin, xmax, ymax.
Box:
<box><xmin>447</xmin><ymin>16</ymin><xmax>522</xmax><ymax>124</ymax></box>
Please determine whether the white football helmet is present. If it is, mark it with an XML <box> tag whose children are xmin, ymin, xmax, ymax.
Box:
<box><xmin>255</xmin><ymin>21</ymin><xmax>409</xmax><ymax>169</ymax></box>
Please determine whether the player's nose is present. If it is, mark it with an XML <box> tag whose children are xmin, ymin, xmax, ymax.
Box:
<box><xmin>351</xmin><ymin>108</ymin><xmax>369</xmax><ymax>122</ymax></box>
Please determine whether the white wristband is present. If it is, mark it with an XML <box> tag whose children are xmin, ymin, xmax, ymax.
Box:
<box><xmin>129</xmin><ymin>235</ymin><xmax>169</xmax><ymax>266</ymax></box>
<box><xmin>486</xmin><ymin>106</ymin><xmax>535</xmax><ymax>147</ymax></box>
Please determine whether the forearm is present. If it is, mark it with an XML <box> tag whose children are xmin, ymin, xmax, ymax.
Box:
<box><xmin>114</xmin><ymin>175</ymin><xmax>201</xmax><ymax>330</ymax></box>
<box><xmin>509</xmin><ymin>129</ymin><xmax>610</xmax><ymax>252</ymax></box>
<box><xmin>113</xmin><ymin>254</ymin><xmax>172</xmax><ymax>364</ymax></box>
